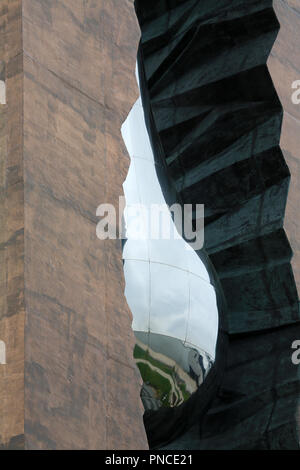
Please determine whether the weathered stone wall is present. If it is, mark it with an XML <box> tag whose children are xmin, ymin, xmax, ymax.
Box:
<box><xmin>0</xmin><ymin>0</ymin><xmax>24</xmax><ymax>450</ymax></box>
<box><xmin>22</xmin><ymin>0</ymin><xmax>147</xmax><ymax>450</ymax></box>
<box><xmin>0</xmin><ymin>0</ymin><xmax>148</xmax><ymax>450</ymax></box>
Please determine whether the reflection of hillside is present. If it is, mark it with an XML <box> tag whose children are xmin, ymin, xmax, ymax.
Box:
<box><xmin>134</xmin><ymin>334</ymin><xmax>212</xmax><ymax>409</ymax></box>
<box><xmin>137</xmin><ymin>358</ymin><xmax>185</xmax><ymax>407</ymax></box>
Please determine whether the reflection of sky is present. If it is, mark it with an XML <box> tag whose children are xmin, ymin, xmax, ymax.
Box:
<box><xmin>121</xmin><ymin>80</ymin><xmax>218</xmax><ymax>361</ymax></box>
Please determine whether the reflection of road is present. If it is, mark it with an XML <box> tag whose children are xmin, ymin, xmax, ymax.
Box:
<box><xmin>136</xmin><ymin>358</ymin><xmax>184</xmax><ymax>406</ymax></box>
<box><xmin>135</xmin><ymin>336</ymin><xmax>198</xmax><ymax>394</ymax></box>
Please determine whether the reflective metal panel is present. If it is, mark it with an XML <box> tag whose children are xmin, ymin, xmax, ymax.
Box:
<box><xmin>122</xmin><ymin>69</ymin><xmax>219</xmax><ymax>411</ymax></box>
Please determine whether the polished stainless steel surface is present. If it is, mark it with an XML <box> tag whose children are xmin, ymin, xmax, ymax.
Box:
<box><xmin>121</xmin><ymin>75</ymin><xmax>219</xmax><ymax>409</ymax></box>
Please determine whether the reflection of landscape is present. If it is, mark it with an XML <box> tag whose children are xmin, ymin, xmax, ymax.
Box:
<box><xmin>134</xmin><ymin>332</ymin><xmax>213</xmax><ymax>410</ymax></box>
<box><xmin>122</xmin><ymin>91</ymin><xmax>219</xmax><ymax>415</ymax></box>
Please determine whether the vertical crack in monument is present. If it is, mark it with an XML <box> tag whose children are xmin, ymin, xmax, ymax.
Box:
<box><xmin>134</xmin><ymin>0</ymin><xmax>300</xmax><ymax>449</ymax></box>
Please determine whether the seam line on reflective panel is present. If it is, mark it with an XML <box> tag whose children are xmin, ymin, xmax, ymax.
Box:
<box><xmin>122</xmin><ymin>258</ymin><xmax>212</xmax><ymax>286</ymax></box>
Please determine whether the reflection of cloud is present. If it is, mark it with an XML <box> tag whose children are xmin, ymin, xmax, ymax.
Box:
<box><xmin>122</xmin><ymin>69</ymin><xmax>219</xmax><ymax>411</ymax></box>
<box><xmin>122</xmin><ymin>97</ymin><xmax>218</xmax><ymax>359</ymax></box>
